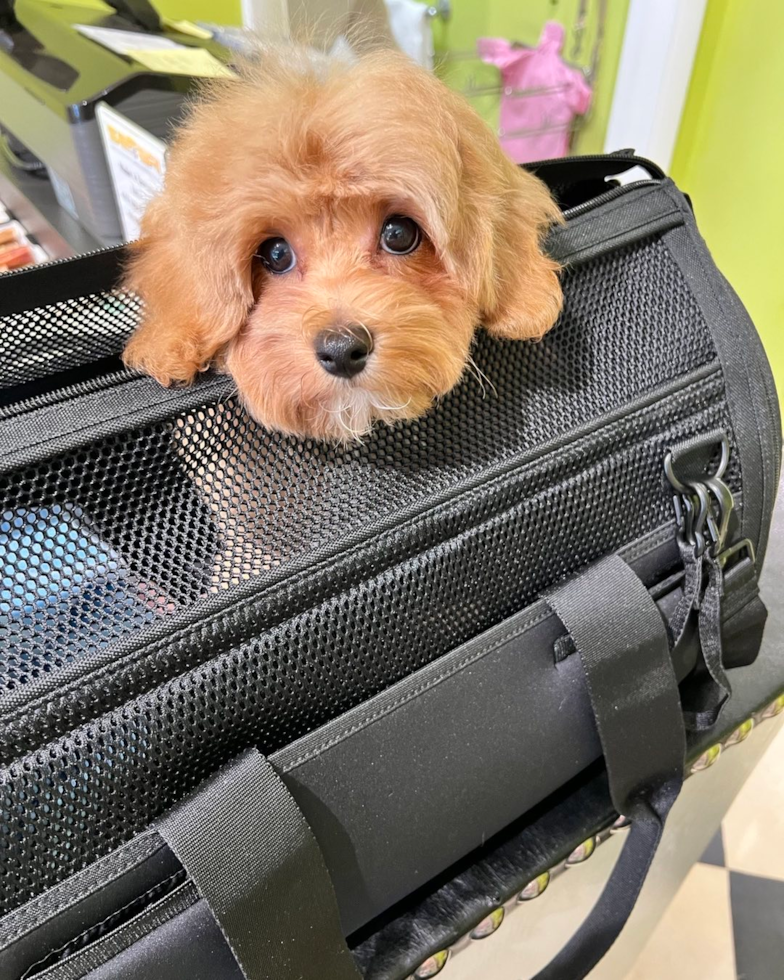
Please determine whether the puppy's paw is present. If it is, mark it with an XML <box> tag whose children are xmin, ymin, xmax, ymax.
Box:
<box><xmin>123</xmin><ymin>328</ymin><xmax>202</xmax><ymax>388</ymax></box>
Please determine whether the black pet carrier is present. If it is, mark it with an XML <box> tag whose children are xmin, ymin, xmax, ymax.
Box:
<box><xmin>0</xmin><ymin>153</ymin><xmax>781</xmax><ymax>980</ymax></box>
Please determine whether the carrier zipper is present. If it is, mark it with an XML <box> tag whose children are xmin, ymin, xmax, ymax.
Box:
<box><xmin>529</xmin><ymin>149</ymin><xmax>665</xmax><ymax>220</ymax></box>
<box><xmin>0</xmin><ymin>242</ymin><xmax>133</xmax><ymax>417</ymax></box>
<box><xmin>0</xmin><ymin>367</ymin><xmax>137</xmax><ymax>421</ymax></box>
<box><xmin>562</xmin><ymin>180</ymin><xmax>658</xmax><ymax>220</ymax></box>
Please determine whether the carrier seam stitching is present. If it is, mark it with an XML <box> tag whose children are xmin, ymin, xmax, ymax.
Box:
<box><xmin>0</xmin><ymin>838</ymin><xmax>164</xmax><ymax>950</ymax></box>
<box><xmin>559</xmin><ymin>209</ymin><xmax>683</xmax><ymax>264</ymax></box>
<box><xmin>18</xmin><ymin>870</ymin><xmax>187</xmax><ymax>979</ymax></box>
<box><xmin>43</xmin><ymin>880</ymin><xmax>198</xmax><ymax>977</ymax></box>
<box><xmin>282</xmin><ymin>610</ymin><xmax>554</xmax><ymax>770</ymax></box>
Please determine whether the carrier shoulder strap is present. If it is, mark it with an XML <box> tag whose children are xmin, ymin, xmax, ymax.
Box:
<box><xmin>533</xmin><ymin>553</ymin><xmax>686</xmax><ymax>979</ymax></box>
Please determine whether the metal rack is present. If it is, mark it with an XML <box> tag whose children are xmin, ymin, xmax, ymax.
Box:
<box><xmin>436</xmin><ymin>0</ymin><xmax>607</xmax><ymax>148</ymax></box>
<box><xmin>424</xmin><ymin>0</ymin><xmax>451</xmax><ymax>21</ymax></box>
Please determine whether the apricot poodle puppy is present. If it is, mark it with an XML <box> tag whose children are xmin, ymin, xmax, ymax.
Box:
<box><xmin>123</xmin><ymin>47</ymin><xmax>563</xmax><ymax>442</ymax></box>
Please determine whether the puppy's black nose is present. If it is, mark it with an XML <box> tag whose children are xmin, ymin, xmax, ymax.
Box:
<box><xmin>314</xmin><ymin>327</ymin><xmax>371</xmax><ymax>379</ymax></box>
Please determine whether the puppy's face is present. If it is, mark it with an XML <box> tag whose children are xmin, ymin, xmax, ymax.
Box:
<box><xmin>229</xmin><ymin>197</ymin><xmax>474</xmax><ymax>439</ymax></box>
<box><xmin>123</xmin><ymin>50</ymin><xmax>563</xmax><ymax>441</ymax></box>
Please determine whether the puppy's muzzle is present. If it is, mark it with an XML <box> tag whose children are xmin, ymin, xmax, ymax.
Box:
<box><xmin>314</xmin><ymin>326</ymin><xmax>372</xmax><ymax>379</ymax></box>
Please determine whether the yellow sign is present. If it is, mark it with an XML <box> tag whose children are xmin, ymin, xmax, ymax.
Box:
<box><xmin>161</xmin><ymin>18</ymin><xmax>214</xmax><ymax>40</ymax></box>
<box><xmin>105</xmin><ymin>123</ymin><xmax>163</xmax><ymax>172</ymax></box>
<box><xmin>96</xmin><ymin>102</ymin><xmax>167</xmax><ymax>240</ymax></box>
<box><xmin>127</xmin><ymin>48</ymin><xmax>235</xmax><ymax>78</ymax></box>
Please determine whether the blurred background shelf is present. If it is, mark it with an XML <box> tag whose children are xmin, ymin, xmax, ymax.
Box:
<box><xmin>0</xmin><ymin>154</ymin><xmax>99</xmax><ymax>258</ymax></box>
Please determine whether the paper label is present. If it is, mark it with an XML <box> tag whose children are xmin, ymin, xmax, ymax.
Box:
<box><xmin>76</xmin><ymin>24</ymin><xmax>233</xmax><ymax>77</ymax></box>
<box><xmin>75</xmin><ymin>24</ymin><xmax>184</xmax><ymax>55</ymax></box>
<box><xmin>96</xmin><ymin>102</ymin><xmax>167</xmax><ymax>241</ymax></box>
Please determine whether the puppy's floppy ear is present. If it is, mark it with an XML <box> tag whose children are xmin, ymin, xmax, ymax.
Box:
<box><xmin>446</xmin><ymin>93</ymin><xmax>564</xmax><ymax>341</ymax></box>
<box><xmin>122</xmin><ymin>160</ymin><xmax>253</xmax><ymax>386</ymax></box>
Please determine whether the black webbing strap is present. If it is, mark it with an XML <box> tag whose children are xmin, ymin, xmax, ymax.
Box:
<box><xmin>534</xmin><ymin>554</ymin><xmax>686</xmax><ymax>980</ymax></box>
<box><xmin>690</xmin><ymin>555</ymin><xmax>732</xmax><ymax>728</ymax></box>
<box><xmin>156</xmin><ymin>748</ymin><xmax>361</xmax><ymax>980</ymax></box>
<box><xmin>665</xmin><ymin>430</ymin><xmax>735</xmax><ymax>730</ymax></box>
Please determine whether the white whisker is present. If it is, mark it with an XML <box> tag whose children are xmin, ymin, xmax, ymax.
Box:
<box><xmin>369</xmin><ymin>396</ymin><xmax>411</xmax><ymax>413</ymax></box>
<box><xmin>355</xmin><ymin>321</ymin><xmax>375</xmax><ymax>354</ymax></box>
<box><xmin>321</xmin><ymin>401</ymin><xmax>352</xmax><ymax>416</ymax></box>
<box><xmin>335</xmin><ymin>406</ymin><xmax>365</xmax><ymax>443</ymax></box>
<box><xmin>466</xmin><ymin>355</ymin><xmax>497</xmax><ymax>398</ymax></box>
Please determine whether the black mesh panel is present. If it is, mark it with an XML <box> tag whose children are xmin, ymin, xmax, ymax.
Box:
<box><xmin>1</xmin><ymin>238</ymin><xmax>715</xmax><ymax>691</ymax></box>
<box><xmin>0</xmin><ymin>291</ymin><xmax>141</xmax><ymax>390</ymax></box>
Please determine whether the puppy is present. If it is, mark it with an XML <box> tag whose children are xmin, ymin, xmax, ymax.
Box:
<box><xmin>123</xmin><ymin>47</ymin><xmax>563</xmax><ymax>442</ymax></box>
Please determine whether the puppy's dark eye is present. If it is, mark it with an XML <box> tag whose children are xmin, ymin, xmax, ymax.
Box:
<box><xmin>380</xmin><ymin>215</ymin><xmax>421</xmax><ymax>255</ymax></box>
<box><xmin>257</xmin><ymin>237</ymin><xmax>296</xmax><ymax>274</ymax></box>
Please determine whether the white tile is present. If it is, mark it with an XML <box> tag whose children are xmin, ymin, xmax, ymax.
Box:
<box><xmin>723</xmin><ymin>721</ymin><xmax>784</xmax><ymax>880</ymax></box>
<box><xmin>625</xmin><ymin>863</ymin><xmax>735</xmax><ymax>980</ymax></box>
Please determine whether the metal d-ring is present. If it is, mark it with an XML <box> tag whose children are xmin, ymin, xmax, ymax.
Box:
<box><xmin>663</xmin><ymin>434</ymin><xmax>730</xmax><ymax>493</ymax></box>
<box><xmin>717</xmin><ymin>537</ymin><xmax>756</xmax><ymax>569</ymax></box>
<box><xmin>664</xmin><ymin>452</ymin><xmax>689</xmax><ymax>495</ymax></box>
<box><xmin>714</xmin><ymin>434</ymin><xmax>730</xmax><ymax>479</ymax></box>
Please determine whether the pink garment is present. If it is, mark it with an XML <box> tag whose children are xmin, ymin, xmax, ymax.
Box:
<box><xmin>478</xmin><ymin>22</ymin><xmax>592</xmax><ymax>164</ymax></box>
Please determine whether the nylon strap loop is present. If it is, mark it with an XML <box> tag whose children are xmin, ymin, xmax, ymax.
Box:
<box><xmin>157</xmin><ymin>748</ymin><xmax>361</xmax><ymax>980</ymax></box>
<box><xmin>531</xmin><ymin>554</ymin><xmax>686</xmax><ymax>979</ymax></box>
<box><xmin>545</xmin><ymin>554</ymin><xmax>685</xmax><ymax>814</ymax></box>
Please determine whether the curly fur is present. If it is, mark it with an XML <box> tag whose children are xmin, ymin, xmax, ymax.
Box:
<box><xmin>123</xmin><ymin>46</ymin><xmax>563</xmax><ymax>442</ymax></box>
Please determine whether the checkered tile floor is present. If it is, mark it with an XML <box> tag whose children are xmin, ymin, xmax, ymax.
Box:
<box><xmin>627</xmin><ymin>725</ymin><xmax>784</xmax><ymax>980</ymax></box>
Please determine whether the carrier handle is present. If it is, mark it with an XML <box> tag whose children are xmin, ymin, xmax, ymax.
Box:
<box><xmin>156</xmin><ymin>554</ymin><xmax>684</xmax><ymax>980</ymax></box>
<box><xmin>532</xmin><ymin>554</ymin><xmax>686</xmax><ymax>980</ymax></box>
<box><xmin>156</xmin><ymin>748</ymin><xmax>361</xmax><ymax>980</ymax></box>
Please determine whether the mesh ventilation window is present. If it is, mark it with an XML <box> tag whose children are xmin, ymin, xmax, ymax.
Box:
<box><xmin>0</xmin><ymin>291</ymin><xmax>141</xmax><ymax>390</ymax></box>
<box><xmin>0</xmin><ymin>392</ymin><xmax>736</xmax><ymax>910</ymax></box>
<box><xmin>0</xmin><ymin>237</ymin><xmax>717</xmax><ymax>693</ymax></box>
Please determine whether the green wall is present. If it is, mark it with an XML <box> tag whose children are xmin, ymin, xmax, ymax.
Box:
<box><xmin>50</xmin><ymin>0</ymin><xmax>241</xmax><ymax>19</ymax></box>
<box><xmin>671</xmin><ymin>0</ymin><xmax>783</xmax><ymax>406</ymax></box>
<box><xmin>153</xmin><ymin>0</ymin><xmax>242</xmax><ymax>24</ymax></box>
<box><xmin>433</xmin><ymin>0</ymin><xmax>630</xmax><ymax>154</ymax></box>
